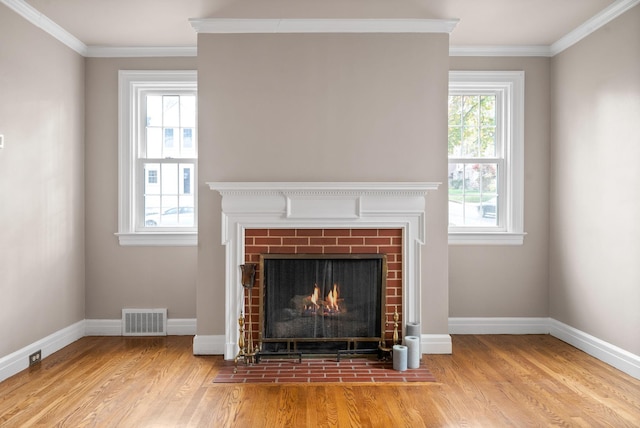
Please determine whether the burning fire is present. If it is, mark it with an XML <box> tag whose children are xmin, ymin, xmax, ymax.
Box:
<box><xmin>310</xmin><ymin>284</ymin><xmax>320</xmax><ymax>308</ymax></box>
<box><xmin>303</xmin><ymin>283</ymin><xmax>342</xmax><ymax>315</ymax></box>
<box><xmin>326</xmin><ymin>283</ymin><xmax>340</xmax><ymax>312</ymax></box>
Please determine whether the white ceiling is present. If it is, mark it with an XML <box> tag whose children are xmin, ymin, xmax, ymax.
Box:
<box><xmin>10</xmin><ymin>0</ymin><xmax>636</xmax><ymax>54</ymax></box>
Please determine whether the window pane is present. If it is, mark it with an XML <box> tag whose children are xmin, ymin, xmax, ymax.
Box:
<box><xmin>181</xmin><ymin>128</ymin><xmax>196</xmax><ymax>157</ymax></box>
<box><xmin>180</xmin><ymin>95</ymin><xmax>196</xmax><ymax>127</ymax></box>
<box><xmin>142</xmin><ymin>162</ymin><xmax>195</xmax><ymax>228</ymax></box>
<box><xmin>480</xmin><ymin>96</ymin><xmax>496</xmax><ymax>156</ymax></box>
<box><xmin>448</xmin><ymin>162</ymin><xmax>498</xmax><ymax>227</ymax></box>
<box><xmin>146</xmin><ymin>127</ymin><xmax>162</xmax><ymax>158</ymax></box>
<box><xmin>146</xmin><ymin>95</ymin><xmax>162</xmax><ymax>127</ymax></box>
<box><xmin>163</xmin><ymin>96</ymin><xmax>180</xmax><ymax>127</ymax></box>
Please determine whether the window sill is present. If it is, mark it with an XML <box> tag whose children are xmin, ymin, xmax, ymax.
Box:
<box><xmin>116</xmin><ymin>232</ymin><xmax>197</xmax><ymax>246</ymax></box>
<box><xmin>448</xmin><ymin>232</ymin><xmax>526</xmax><ymax>246</ymax></box>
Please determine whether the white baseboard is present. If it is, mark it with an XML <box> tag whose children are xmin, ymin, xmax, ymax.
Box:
<box><xmin>549</xmin><ymin>319</ymin><xmax>640</xmax><ymax>380</ymax></box>
<box><xmin>421</xmin><ymin>334</ymin><xmax>453</xmax><ymax>354</ymax></box>
<box><xmin>449</xmin><ymin>317</ymin><xmax>551</xmax><ymax>334</ymax></box>
<box><xmin>0</xmin><ymin>321</ymin><xmax>84</xmax><ymax>383</ymax></box>
<box><xmin>84</xmin><ymin>318</ymin><xmax>197</xmax><ymax>336</ymax></box>
<box><xmin>192</xmin><ymin>334</ymin><xmax>225</xmax><ymax>355</ymax></box>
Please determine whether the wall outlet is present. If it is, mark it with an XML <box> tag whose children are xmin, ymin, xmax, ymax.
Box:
<box><xmin>29</xmin><ymin>350</ymin><xmax>42</xmax><ymax>366</ymax></box>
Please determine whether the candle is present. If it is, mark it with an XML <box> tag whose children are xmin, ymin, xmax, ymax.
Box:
<box><xmin>393</xmin><ymin>345</ymin><xmax>408</xmax><ymax>371</ymax></box>
<box><xmin>406</xmin><ymin>322</ymin><xmax>421</xmax><ymax>338</ymax></box>
<box><xmin>404</xmin><ymin>336</ymin><xmax>420</xmax><ymax>369</ymax></box>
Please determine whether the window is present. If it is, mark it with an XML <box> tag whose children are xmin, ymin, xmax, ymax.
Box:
<box><xmin>448</xmin><ymin>71</ymin><xmax>525</xmax><ymax>245</ymax></box>
<box><xmin>118</xmin><ymin>70</ymin><xmax>197</xmax><ymax>246</ymax></box>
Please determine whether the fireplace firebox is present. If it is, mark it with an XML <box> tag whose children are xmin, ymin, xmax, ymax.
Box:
<box><xmin>259</xmin><ymin>254</ymin><xmax>387</xmax><ymax>355</ymax></box>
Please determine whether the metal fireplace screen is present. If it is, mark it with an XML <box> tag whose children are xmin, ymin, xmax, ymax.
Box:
<box><xmin>259</xmin><ymin>254</ymin><xmax>386</xmax><ymax>353</ymax></box>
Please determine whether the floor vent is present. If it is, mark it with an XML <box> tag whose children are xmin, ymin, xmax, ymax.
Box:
<box><xmin>122</xmin><ymin>308</ymin><xmax>167</xmax><ymax>336</ymax></box>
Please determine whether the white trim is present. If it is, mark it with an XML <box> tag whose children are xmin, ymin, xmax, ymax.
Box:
<box><xmin>450</xmin><ymin>45</ymin><xmax>552</xmax><ymax>57</ymax></box>
<box><xmin>550</xmin><ymin>0</ymin><xmax>640</xmax><ymax>56</ymax></box>
<box><xmin>421</xmin><ymin>334</ymin><xmax>453</xmax><ymax>354</ymax></box>
<box><xmin>117</xmin><ymin>70</ymin><xmax>198</xmax><ymax>246</ymax></box>
<box><xmin>549</xmin><ymin>319</ymin><xmax>640</xmax><ymax>380</ymax></box>
<box><xmin>85</xmin><ymin>319</ymin><xmax>122</xmax><ymax>336</ymax></box>
<box><xmin>86</xmin><ymin>46</ymin><xmax>197</xmax><ymax>58</ymax></box>
<box><xmin>85</xmin><ymin>318</ymin><xmax>197</xmax><ymax>336</ymax></box>
<box><xmin>1</xmin><ymin>0</ymin><xmax>87</xmax><ymax>56</ymax></box>
<box><xmin>0</xmin><ymin>321</ymin><xmax>84</xmax><ymax>383</ymax></box>
<box><xmin>448</xmin><ymin>232</ymin><xmax>526</xmax><ymax>245</ymax></box>
<box><xmin>448</xmin><ymin>71</ymin><xmax>525</xmax><ymax>245</ymax></box>
<box><xmin>189</xmin><ymin>18</ymin><xmax>459</xmax><ymax>34</ymax></box>
<box><xmin>193</xmin><ymin>335</ymin><xmax>226</xmax><ymax>355</ymax></box>
<box><xmin>209</xmin><ymin>181</ymin><xmax>439</xmax><ymax>360</ymax></box>
<box><xmin>449</xmin><ymin>317</ymin><xmax>551</xmax><ymax>334</ymax></box>
<box><xmin>116</xmin><ymin>232</ymin><xmax>197</xmax><ymax>246</ymax></box>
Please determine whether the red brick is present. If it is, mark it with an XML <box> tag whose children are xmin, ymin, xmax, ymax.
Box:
<box><xmin>365</xmin><ymin>237</ymin><xmax>391</xmax><ymax>246</ymax></box>
<box><xmin>351</xmin><ymin>229</ymin><xmax>379</xmax><ymax>237</ymax></box>
<box><xmin>379</xmin><ymin>246</ymin><xmax>402</xmax><ymax>254</ymax></box>
<box><xmin>323</xmin><ymin>229</ymin><xmax>351</xmax><ymax>236</ymax></box>
<box><xmin>269</xmin><ymin>229</ymin><xmax>296</xmax><ymax>236</ymax></box>
<box><xmin>246</xmin><ymin>229</ymin><xmax>268</xmax><ymax>237</ymax></box>
<box><xmin>297</xmin><ymin>229</ymin><xmax>323</xmax><ymax>236</ymax></box>
<box><xmin>388</xmin><ymin>262</ymin><xmax>402</xmax><ymax>271</ymax></box>
<box><xmin>296</xmin><ymin>246</ymin><xmax>323</xmax><ymax>254</ymax></box>
<box><xmin>245</xmin><ymin>245</ymin><xmax>268</xmax><ymax>254</ymax></box>
<box><xmin>350</xmin><ymin>246</ymin><xmax>378</xmax><ymax>254</ymax></box>
<box><xmin>379</xmin><ymin>229</ymin><xmax>402</xmax><ymax>237</ymax></box>
<box><xmin>255</xmin><ymin>237</ymin><xmax>284</xmax><ymax>246</ymax></box>
<box><xmin>337</xmin><ymin>237</ymin><xmax>364</xmax><ymax>245</ymax></box>
<box><xmin>310</xmin><ymin>237</ymin><xmax>337</xmax><ymax>246</ymax></box>
<box><xmin>324</xmin><ymin>246</ymin><xmax>351</xmax><ymax>254</ymax></box>
<box><xmin>283</xmin><ymin>237</ymin><xmax>309</xmax><ymax>245</ymax></box>
<box><xmin>386</xmin><ymin>297</ymin><xmax>402</xmax><ymax>307</ymax></box>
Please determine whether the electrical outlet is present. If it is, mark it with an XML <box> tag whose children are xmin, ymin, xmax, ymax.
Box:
<box><xmin>29</xmin><ymin>350</ymin><xmax>41</xmax><ymax>366</ymax></box>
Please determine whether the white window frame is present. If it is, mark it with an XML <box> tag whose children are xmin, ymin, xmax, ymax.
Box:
<box><xmin>117</xmin><ymin>70</ymin><xmax>197</xmax><ymax>246</ymax></box>
<box><xmin>448</xmin><ymin>71</ymin><xmax>525</xmax><ymax>245</ymax></box>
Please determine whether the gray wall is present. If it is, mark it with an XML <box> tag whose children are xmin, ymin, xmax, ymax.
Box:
<box><xmin>550</xmin><ymin>5</ymin><xmax>640</xmax><ymax>355</ymax></box>
<box><xmin>448</xmin><ymin>57</ymin><xmax>551</xmax><ymax>318</ymax></box>
<box><xmin>2</xmin><ymin>1</ymin><xmax>639</xmax><ymax>364</ymax></box>
<box><xmin>195</xmin><ymin>33</ymin><xmax>451</xmax><ymax>336</ymax></box>
<box><xmin>0</xmin><ymin>4</ymin><xmax>85</xmax><ymax>356</ymax></box>
<box><xmin>84</xmin><ymin>57</ymin><xmax>198</xmax><ymax>320</ymax></box>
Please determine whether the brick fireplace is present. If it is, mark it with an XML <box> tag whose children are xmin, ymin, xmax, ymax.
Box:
<box><xmin>244</xmin><ymin>228</ymin><xmax>402</xmax><ymax>352</ymax></box>
<box><xmin>208</xmin><ymin>182</ymin><xmax>439</xmax><ymax>359</ymax></box>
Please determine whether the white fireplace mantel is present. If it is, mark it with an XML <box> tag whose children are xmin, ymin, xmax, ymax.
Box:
<box><xmin>207</xmin><ymin>182</ymin><xmax>439</xmax><ymax>359</ymax></box>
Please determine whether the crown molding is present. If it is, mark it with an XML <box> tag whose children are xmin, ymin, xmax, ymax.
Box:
<box><xmin>1</xmin><ymin>0</ymin><xmax>87</xmax><ymax>56</ymax></box>
<box><xmin>5</xmin><ymin>0</ymin><xmax>638</xmax><ymax>58</ymax></box>
<box><xmin>450</xmin><ymin>45</ymin><xmax>552</xmax><ymax>57</ymax></box>
<box><xmin>550</xmin><ymin>0</ymin><xmax>640</xmax><ymax>56</ymax></box>
<box><xmin>189</xmin><ymin>18</ymin><xmax>459</xmax><ymax>34</ymax></box>
<box><xmin>85</xmin><ymin>46</ymin><xmax>197</xmax><ymax>58</ymax></box>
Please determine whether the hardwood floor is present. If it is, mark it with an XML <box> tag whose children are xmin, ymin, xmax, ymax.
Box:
<box><xmin>1</xmin><ymin>335</ymin><xmax>638</xmax><ymax>427</ymax></box>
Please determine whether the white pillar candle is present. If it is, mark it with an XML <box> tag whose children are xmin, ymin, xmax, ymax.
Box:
<box><xmin>406</xmin><ymin>322</ymin><xmax>421</xmax><ymax>338</ymax></box>
<box><xmin>404</xmin><ymin>335</ymin><xmax>420</xmax><ymax>369</ymax></box>
<box><xmin>393</xmin><ymin>345</ymin><xmax>408</xmax><ymax>371</ymax></box>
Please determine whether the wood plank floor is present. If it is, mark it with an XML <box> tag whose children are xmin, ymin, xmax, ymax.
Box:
<box><xmin>1</xmin><ymin>335</ymin><xmax>638</xmax><ymax>427</ymax></box>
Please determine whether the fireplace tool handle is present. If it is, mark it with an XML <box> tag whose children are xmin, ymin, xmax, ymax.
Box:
<box><xmin>235</xmin><ymin>264</ymin><xmax>258</xmax><ymax>373</ymax></box>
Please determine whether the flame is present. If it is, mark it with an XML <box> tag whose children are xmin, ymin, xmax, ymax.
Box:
<box><xmin>310</xmin><ymin>284</ymin><xmax>320</xmax><ymax>308</ymax></box>
<box><xmin>326</xmin><ymin>283</ymin><xmax>339</xmax><ymax>311</ymax></box>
